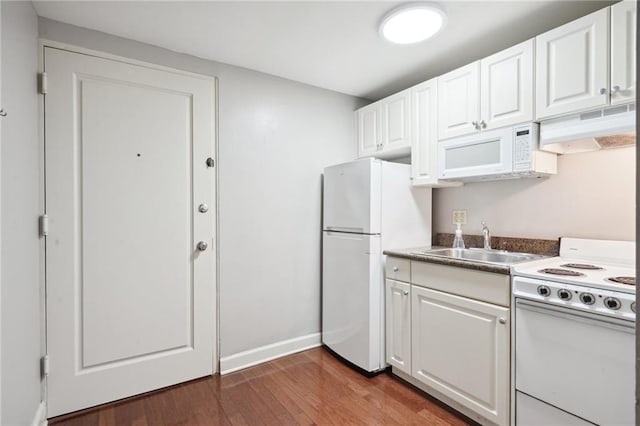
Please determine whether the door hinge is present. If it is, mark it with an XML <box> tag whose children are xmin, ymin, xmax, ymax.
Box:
<box><xmin>41</xmin><ymin>355</ymin><xmax>50</xmax><ymax>378</ymax></box>
<box><xmin>39</xmin><ymin>72</ymin><xmax>48</xmax><ymax>95</ymax></box>
<box><xmin>39</xmin><ymin>214</ymin><xmax>49</xmax><ymax>237</ymax></box>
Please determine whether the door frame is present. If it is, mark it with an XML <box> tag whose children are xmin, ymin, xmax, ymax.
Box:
<box><xmin>37</xmin><ymin>39</ymin><xmax>220</xmax><ymax>415</ymax></box>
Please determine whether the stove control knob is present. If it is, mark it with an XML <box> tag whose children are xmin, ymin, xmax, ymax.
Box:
<box><xmin>631</xmin><ymin>302</ymin><xmax>636</xmax><ymax>313</ymax></box>
<box><xmin>579</xmin><ymin>292</ymin><xmax>595</xmax><ymax>305</ymax></box>
<box><xmin>557</xmin><ymin>289</ymin><xmax>572</xmax><ymax>301</ymax></box>
<box><xmin>604</xmin><ymin>297</ymin><xmax>621</xmax><ymax>310</ymax></box>
<box><xmin>537</xmin><ymin>285</ymin><xmax>551</xmax><ymax>297</ymax></box>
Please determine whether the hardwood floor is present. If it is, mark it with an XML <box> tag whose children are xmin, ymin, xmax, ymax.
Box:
<box><xmin>49</xmin><ymin>347</ymin><xmax>475</xmax><ymax>426</ymax></box>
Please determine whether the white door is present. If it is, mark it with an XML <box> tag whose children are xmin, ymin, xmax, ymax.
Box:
<box><xmin>381</xmin><ymin>89</ymin><xmax>411</xmax><ymax>152</ymax></box>
<box><xmin>610</xmin><ymin>0</ymin><xmax>636</xmax><ymax>105</ymax></box>
<box><xmin>481</xmin><ymin>39</ymin><xmax>534</xmax><ymax>130</ymax></box>
<box><xmin>535</xmin><ymin>8</ymin><xmax>609</xmax><ymax>119</ymax></box>
<box><xmin>411</xmin><ymin>79</ymin><xmax>439</xmax><ymax>186</ymax></box>
<box><xmin>45</xmin><ymin>47</ymin><xmax>216</xmax><ymax>417</ymax></box>
<box><xmin>412</xmin><ymin>286</ymin><xmax>509</xmax><ymax>426</ymax></box>
<box><xmin>515</xmin><ymin>299</ymin><xmax>635</xmax><ymax>425</ymax></box>
<box><xmin>322</xmin><ymin>232</ymin><xmax>383</xmax><ymax>372</ymax></box>
<box><xmin>437</xmin><ymin>62</ymin><xmax>480</xmax><ymax>140</ymax></box>
<box><xmin>357</xmin><ymin>103</ymin><xmax>380</xmax><ymax>157</ymax></box>
<box><xmin>385</xmin><ymin>279</ymin><xmax>411</xmax><ymax>374</ymax></box>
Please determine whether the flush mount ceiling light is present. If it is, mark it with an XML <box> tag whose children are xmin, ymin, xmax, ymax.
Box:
<box><xmin>379</xmin><ymin>3</ymin><xmax>446</xmax><ymax>44</ymax></box>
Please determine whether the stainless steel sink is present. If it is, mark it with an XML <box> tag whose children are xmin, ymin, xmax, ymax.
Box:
<box><xmin>413</xmin><ymin>248</ymin><xmax>545</xmax><ymax>265</ymax></box>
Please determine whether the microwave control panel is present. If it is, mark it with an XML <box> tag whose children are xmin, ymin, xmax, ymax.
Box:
<box><xmin>513</xmin><ymin>124</ymin><xmax>538</xmax><ymax>171</ymax></box>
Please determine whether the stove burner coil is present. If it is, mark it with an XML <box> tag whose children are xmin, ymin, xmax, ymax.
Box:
<box><xmin>606</xmin><ymin>276</ymin><xmax>635</xmax><ymax>286</ymax></box>
<box><xmin>537</xmin><ymin>268</ymin><xmax>585</xmax><ymax>277</ymax></box>
<box><xmin>560</xmin><ymin>263</ymin><xmax>604</xmax><ymax>270</ymax></box>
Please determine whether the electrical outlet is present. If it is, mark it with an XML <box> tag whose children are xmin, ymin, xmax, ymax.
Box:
<box><xmin>452</xmin><ymin>210</ymin><xmax>468</xmax><ymax>225</ymax></box>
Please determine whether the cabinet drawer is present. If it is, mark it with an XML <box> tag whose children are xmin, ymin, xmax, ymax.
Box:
<box><xmin>385</xmin><ymin>257</ymin><xmax>410</xmax><ymax>282</ymax></box>
<box><xmin>411</xmin><ymin>261</ymin><xmax>510</xmax><ymax>307</ymax></box>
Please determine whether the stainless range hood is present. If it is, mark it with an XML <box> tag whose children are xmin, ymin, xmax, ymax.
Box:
<box><xmin>539</xmin><ymin>103</ymin><xmax>636</xmax><ymax>154</ymax></box>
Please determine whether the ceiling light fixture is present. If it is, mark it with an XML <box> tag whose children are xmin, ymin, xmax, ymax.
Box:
<box><xmin>379</xmin><ymin>3</ymin><xmax>446</xmax><ymax>45</ymax></box>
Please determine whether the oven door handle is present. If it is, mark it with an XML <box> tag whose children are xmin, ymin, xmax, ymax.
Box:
<box><xmin>515</xmin><ymin>299</ymin><xmax>635</xmax><ymax>334</ymax></box>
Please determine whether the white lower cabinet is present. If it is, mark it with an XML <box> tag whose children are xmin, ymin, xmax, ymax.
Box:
<box><xmin>385</xmin><ymin>279</ymin><xmax>411</xmax><ymax>375</ymax></box>
<box><xmin>385</xmin><ymin>257</ymin><xmax>511</xmax><ymax>426</ymax></box>
<box><xmin>412</xmin><ymin>286</ymin><xmax>509</xmax><ymax>426</ymax></box>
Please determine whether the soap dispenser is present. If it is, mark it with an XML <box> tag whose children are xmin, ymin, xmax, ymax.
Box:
<box><xmin>452</xmin><ymin>224</ymin><xmax>465</xmax><ymax>249</ymax></box>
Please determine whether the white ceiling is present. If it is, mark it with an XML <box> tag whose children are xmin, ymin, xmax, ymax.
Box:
<box><xmin>33</xmin><ymin>1</ymin><xmax>614</xmax><ymax>100</ymax></box>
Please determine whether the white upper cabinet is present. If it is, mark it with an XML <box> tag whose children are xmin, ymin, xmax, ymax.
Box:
<box><xmin>611</xmin><ymin>0</ymin><xmax>636</xmax><ymax>105</ymax></box>
<box><xmin>381</xmin><ymin>89</ymin><xmax>411</xmax><ymax>152</ymax></box>
<box><xmin>536</xmin><ymin>8</ymin><xmax>610</xmax><ymax>120</ymax></box>
<box><xmin>356</xmin><ymin>89</ymin><xmax>411</xmax><ymax>159</ymax></box>
<box><xmin>411</xmin><ymin>79</ymin><xmax>461</xmax><ymax>187</ymax></box>
<box><xmin>438</xmin><ymin>40</ymin><xmax>533</xmax><ymax>141</ymax></box>
<box><xmin>357</xmin><ymin>103</ymin><xmax>380</xmax><ymax>157</ymax></box>
<box><xmin>481</xmin><ymin>39</ymin><xmax>534</xmax><ymax>130</ymax></box>
<box><xmin>437</xmin><ymin>62</ymin><xmax>480</xmax><ymax>140</ymax></box>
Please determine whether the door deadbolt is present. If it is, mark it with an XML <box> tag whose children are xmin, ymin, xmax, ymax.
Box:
<box><xmin>206</xmin><ymin>157</ymin><xmax>215</xmax><ymax>168</ymax></box>
<box><xmin>198</xmin><ymin>203</ymin><xmax>209</xmax><ymax>213</ymax></box>
<box><xmin>196</xmin><ymin>241</ymin><xmax>208</xmax><ymax>251</ymax></box>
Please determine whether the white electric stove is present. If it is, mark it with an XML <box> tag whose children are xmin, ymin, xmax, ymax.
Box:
<box><xmin>511</xmin><ymin>237</ymin><xmax>636</xmax><ymax>426</ymax></box>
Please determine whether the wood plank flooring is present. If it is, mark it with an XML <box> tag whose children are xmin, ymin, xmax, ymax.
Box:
<box><xmin>49</xmin><ymin>347</ymin><xmax>475</xmax><ymax>426</ymax></box>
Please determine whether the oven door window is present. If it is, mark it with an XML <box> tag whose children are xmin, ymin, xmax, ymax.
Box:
<box><xmin>515</xmin><ymin>299</ymin><xmax>635</xmax><ymax>426</ymax></box>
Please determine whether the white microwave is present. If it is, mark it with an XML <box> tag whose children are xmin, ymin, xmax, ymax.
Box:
<box><xmin>438</xmin><ymin>123</ymin><xmax>557</xmax><ymax>182</ymax></box>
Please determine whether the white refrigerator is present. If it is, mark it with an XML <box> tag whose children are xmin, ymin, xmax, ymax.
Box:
<box><xmin>322</xmin><ymin>158</ymin><xmax>432</xmax><ymax>373</ymax></box>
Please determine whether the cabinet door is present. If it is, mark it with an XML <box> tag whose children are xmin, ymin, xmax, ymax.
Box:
<box><xmin>411</xmin><ymin>79</ymin><xmax>438</xmax><ymax>186</ymax></box>
<box><xmin>357</xmin><ymin>103</ymin><xmax>380</xmax><ymax>157</ymax></box>
<box><xmin>437</xmin><ymin>62</ymin><xmax>480</xmax><ymax>140</ymax></box>
<box><xmin>412</xmin><ymin>286</ymin><xmax>509</xmax><ymax>426</ymax></box>
<box><xmin>381</xmin><ymin>89</ymin><xmax>411</xmax><ymax>152</ymax></box>
<box><xmin>385</xmin><ymin>279</ymin><xmax>411</xmax><ymax>375</ymax></box>
<box><xmin>536</xmin><ymin>8</ymin><xmax>609</xmax><ymax>119</ymax></box>
<box><xmin>481</xmin><ymin>39</ymin><xmax>533</xmax><ymax>130</ymax></box>
<box><xmin>611</xmin><ymin>0</ymin><xmax>636</xmax><ymax>105</ymax></box>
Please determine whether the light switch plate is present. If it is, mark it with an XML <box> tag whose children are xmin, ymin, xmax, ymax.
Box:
<box><xmin>452</xmin><ymin>210</ymin><xmax>468</xmax><ymax>225</ymax></box>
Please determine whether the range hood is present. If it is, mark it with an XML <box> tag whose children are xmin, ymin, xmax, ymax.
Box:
<box><xmin>539</xmin><ymin>103</ymin><xmax>636</xmax><ymax>154</ymax></box>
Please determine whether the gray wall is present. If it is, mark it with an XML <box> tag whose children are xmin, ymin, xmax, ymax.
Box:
<box><xmin>1</xmin><ymin>2</ymin><xmax>43</xmax><ymax>425</ymax></box>
<box><xmin>38</xmin><ymin>18</ymin><xmax>364</xmax><ymax>359</ymax></box>
<box><xmin>433</xmin><ymin>147</ymin><xmax>636</xmax><ymax>241</ymax></box>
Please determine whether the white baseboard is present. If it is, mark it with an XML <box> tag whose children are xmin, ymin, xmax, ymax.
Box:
<box><xmin>220</xmin><ymin>332</ymin><xmax>321</xmax><ymax>375</ymax></box>
<box><xmin>31</xmin><ymin>401</ymin><xmax>47</xmax><ymax>426</ymax></box>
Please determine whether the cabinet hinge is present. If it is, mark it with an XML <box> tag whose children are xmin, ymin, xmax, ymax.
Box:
<box><xmin>39</xmin><ymin>214</ymin><xmax>49</xmax><ymax>237</ymax></box>
<box><xmin>39</xmin><ymin>72</ymin><xmax>48</xmax><ymax>95</ymax></box>
<box><xmin>41</xmin><ymin>355</ymin><xmax>50</xmax><ymax>378</ymax></box>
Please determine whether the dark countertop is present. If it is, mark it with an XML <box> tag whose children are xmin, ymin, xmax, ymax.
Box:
<box><xmin>383</xmin><ymin>247</ymin><xmax>512</xmax><ymax>275</ymax></box>
<box><xmin>433</xmin><ymin>233</ymin><xmax>559</xmax><ymax>257</ymax></box>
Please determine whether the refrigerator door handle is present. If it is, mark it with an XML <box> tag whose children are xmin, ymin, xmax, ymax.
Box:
<box><xmin>325</xmin><ymin>226</ymin><xmax>365</xmax><ymax>234</ymax></box>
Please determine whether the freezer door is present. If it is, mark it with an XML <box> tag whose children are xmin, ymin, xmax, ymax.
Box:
<box><xmin>322</xmin><ymin>231</ymin><xmax>383</xmax><ymax>372</ymax></box>
<box><xmin>323</xmin><ymin>159</ymin><xmax>381</xmax><ymax>234</ymax></box>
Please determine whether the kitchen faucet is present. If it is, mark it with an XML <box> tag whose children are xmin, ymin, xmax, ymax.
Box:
<box><xmin>481</xmin><ymin>221</ymin><xmax>491</xmax><ymax>249</ymax></box>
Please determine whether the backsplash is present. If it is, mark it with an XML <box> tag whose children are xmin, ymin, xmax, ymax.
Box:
<box><xmin>434</xmin><ymin>233</ymin><xmax>560</xmax><ymax>256</ymax></box>
<box><xmin>432</xmin><ymin>148</ymin><xmax>635</xmax><ymax>241</ymax></box>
